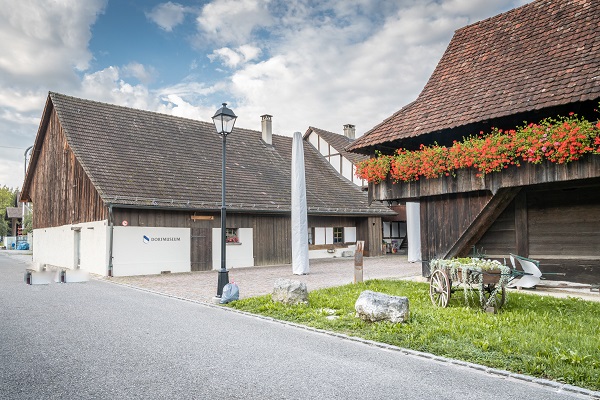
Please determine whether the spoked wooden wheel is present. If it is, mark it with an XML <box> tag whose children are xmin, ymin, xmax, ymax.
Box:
<box><xmin>430</xmin><ymin>269</ymin><xmax>451</xmax><ymax>307</ymax></box>
<box><xmin>480</xmin><ymin>284</ymin><xmax>506</xmax><ymax>311</ymax></box>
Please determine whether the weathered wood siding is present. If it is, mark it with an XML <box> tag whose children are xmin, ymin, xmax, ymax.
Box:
<box><xmin>472</xmin><ymin>181</ymin><xmax>600</xmax><ymax>283</ymax></box>
<box><xmin>28</xmin><ymin>108</ymin><xmax>107</xmax><ymax>229</ymax></box>
<box><xmin>419</xmin><ymin>191</ymin><xmax>491</xmax><ymax>274</ymax></box>
<box><xmin>356</xmin><ymin>217</ymin><xmax>383</xmax><ymax>257</ymax></box>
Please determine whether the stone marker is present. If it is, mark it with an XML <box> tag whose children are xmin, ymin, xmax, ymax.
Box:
<box><xmin>272</xmin><ymin>278</ymin><xmax>308</xmax><ymax>305</ymax></box>
<box><xmin>354</xmin><ymin>241</ymin><xmax>364</xmax><ymax>283</ymax></box>
<box><xmin>355</xmin><ymin>290</ymin><xmax>409</xmax><ymax>323</ymax></box>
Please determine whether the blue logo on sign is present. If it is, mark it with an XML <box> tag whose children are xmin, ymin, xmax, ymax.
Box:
<box><xmin>143</xmin><ymin>235</ymin><xmax>150</xmax><ymax>244</ymax></box>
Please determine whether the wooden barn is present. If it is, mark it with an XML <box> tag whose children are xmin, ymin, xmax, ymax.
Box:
<box><xmin>347</xmin><ymin>0</ymin><xmax>600</xmax><ymax>284</ymax></box>
<box><xmin>21</xmin><ymin>93</ymin><xmax>393</xmax><ymax>277</ymax></box>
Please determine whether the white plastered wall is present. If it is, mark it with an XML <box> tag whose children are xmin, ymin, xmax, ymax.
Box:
<box><xmin>212</xmin><ymin>228</ymin><xmax>254</xmax><ymax>269</ymax></box>
<box><xmin>33</xmin><ymin>220</ymin><xmax>109</xmax><ymax>276</ymax></box>
<box><xmin>406</xmin><ymin>201</ymin><xmax>422</xmax><ymax>262</ymax></box>
<box><xmin>112</xmin><ymin>226</ymin><xmax>191</xmax><ymax>276</ymax></box>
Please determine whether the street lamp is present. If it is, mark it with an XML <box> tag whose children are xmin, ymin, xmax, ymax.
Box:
<box><xmin>212</xmin><ymin>103</ymin><xmax>237</xmax><ymax>298</ymax></box>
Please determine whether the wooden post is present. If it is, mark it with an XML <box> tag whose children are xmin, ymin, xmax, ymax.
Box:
<box><xmin>354</xmin><ymin>241</ymin><xmax>364</xmax><ymax>283</ymax></box>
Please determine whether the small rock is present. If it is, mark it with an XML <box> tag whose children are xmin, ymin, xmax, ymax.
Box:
<box><xmin>272</xmin><ymin>278</ymin><xmax>308</xmax><ymax>305</ymax></box>
<box><xmin>355</xmin><ymin>290</ymin><xmax>409</xmax><ymax>323</ymax></box>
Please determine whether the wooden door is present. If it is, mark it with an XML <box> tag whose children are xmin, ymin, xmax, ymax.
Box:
<box><xmin>191</xmin><ymin>226</ymin><xmax>211</xmax><ymax>271</ymax></box>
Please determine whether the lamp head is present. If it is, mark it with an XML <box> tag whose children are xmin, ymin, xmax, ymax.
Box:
<box><xmin>212</xmin><ymin>103</ymin><xmax>237</xmax><ymax>135</ymax></box>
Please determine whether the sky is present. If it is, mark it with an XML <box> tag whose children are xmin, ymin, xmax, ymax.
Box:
<box><xmin>0</xmin><ymin>0</ymin><xmax>531</xmax><ymax>190</ymax></box>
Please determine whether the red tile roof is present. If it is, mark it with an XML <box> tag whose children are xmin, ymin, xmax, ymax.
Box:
<box><xmin>348</xmin><ymin>0</ymin><xmax>600</xmax><ymax>152</ymax></box>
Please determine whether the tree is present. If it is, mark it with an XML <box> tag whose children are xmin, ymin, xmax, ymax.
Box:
<box><xmin>22</xmin><ymin>212</ymin><xmax>32</xmax><ymax>235</ymax></box>
<box><xmin>0</xmin><ymin>186</ymin><xmax>18</xmax><ymax>238</ymax></box>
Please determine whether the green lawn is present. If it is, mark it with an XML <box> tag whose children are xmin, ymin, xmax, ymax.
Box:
<box><xmin>227</xmin><ymin>279</ymin><xmax>600</xmax><ymax>391</ymax></box>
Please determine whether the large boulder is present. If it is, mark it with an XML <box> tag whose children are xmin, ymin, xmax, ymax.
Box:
<box><xmin>355</xmin><ymin>290</ymin><xmax>409</xmax><ymax>323</ymax></box>
<box><xmin>272</xmin><ymin>279</ymin><xmax>308</xmax><ymax>305</ymax></box>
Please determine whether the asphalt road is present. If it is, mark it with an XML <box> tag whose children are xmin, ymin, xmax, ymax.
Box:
<box><xmin>0</xmin><ymin>253</ymin><xmax>594</xmax><ymax>399</ymax></box>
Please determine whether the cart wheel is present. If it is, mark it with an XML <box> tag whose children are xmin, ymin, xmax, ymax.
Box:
<box><xmin>430</xmin><ymin>269</ymin><xmax>451</xmax><ymax>307</ymax></box>
<box><xmin>481</xmin><ymin>284</ymin><xmax>506</xmax><ymax>311</ymax></box>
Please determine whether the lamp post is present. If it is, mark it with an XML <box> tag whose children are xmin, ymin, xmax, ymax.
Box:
<box><xmin>212</xmin><ymin>103</ymin><xmax>237</xmax><ymax>298</ymax></box>
<box><xmin>23</xmin><ymin>145</ymin><xmax>33</xmax><ymax>217</ymax></box>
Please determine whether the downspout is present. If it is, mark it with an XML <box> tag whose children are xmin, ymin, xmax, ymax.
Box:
<box><xmin>108</xmin><ymin>203</ymin><xmax>114</xmax><ymax>277</ymax></box>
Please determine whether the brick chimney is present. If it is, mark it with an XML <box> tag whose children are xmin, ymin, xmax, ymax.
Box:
<box><xmin>261</xmin><ymin>114</ymin><xmax>272</xmax><ymax>145</ymax></box>
<box><xmin>343</xmin><ymin>124</ymin><xmax>355</xmax><ymax>140</ymax></box>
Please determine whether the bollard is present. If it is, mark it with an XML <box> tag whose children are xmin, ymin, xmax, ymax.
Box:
<box><xmin>24</xmin><ymin>270</ymin><xmax>33</xmax><ymax>285</ymax></box>
<box><xmin>354</xmin><ymin>241</ymin><xmax>364</xmax><ymax>283</ymax></box>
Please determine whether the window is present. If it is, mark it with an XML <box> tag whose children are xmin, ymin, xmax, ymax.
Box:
<box><xmin>383</xmin><ymin>222</ymin><xmax>405</xmax><ymax>239</ymax></box>
<box><xmin>333</xmin><ymin>227</ymin><xmax>344</xmax><ymax>244</ymax></box>
<box><xmin>308</xmin><ymin>228</ymin><xmax>314</xmax><ymax>245</ymax></box>
<box><xmin>226</xmin><ymin>228</ymin><xmax>239</xmax><ymax>243</ymax></box>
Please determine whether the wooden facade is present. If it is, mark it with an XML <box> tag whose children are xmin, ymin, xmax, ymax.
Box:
<box><xmin>111</xmin><ymin>209</ymin><xmax>382</xmax><ymax>271</ymax></box>
<box><xmin>373</xmin><ymin>157</ymin><xmax>600</xmax><ymax>283</ymax></box>
<box><xmin>21</xmin><ymin>93</ymin><xmax>392</xmax><ymax>276</ymax></box>
<box><xmin>23</xmin><ymin>107</ymin><xmax>107</xmax><ymax>228</ymax></box>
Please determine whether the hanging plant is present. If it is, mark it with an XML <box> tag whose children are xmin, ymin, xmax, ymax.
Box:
<box><xmin>356</xmin><ymin>112</ymin><xmax>600</xmax><ymax>183</ymax></box>
<box><xmin>430</xmin><ymin>258</ymin><xmax>511</xmax><ymax>309</ymax></box>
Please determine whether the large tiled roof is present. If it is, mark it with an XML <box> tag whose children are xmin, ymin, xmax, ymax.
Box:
<box><xmin>36</xmin><ymin>93</ymin><xmax>392</xmax><ymax>216</ymax></box>
<box><xmin>348</xmin><ymin>0</ymin><xmax>600</xmax><ymax>152</ymax></box>
<box><xmin>306</xmin><ymin>127</ymin><xmax>368</xmax><ymax>165</ymax></box>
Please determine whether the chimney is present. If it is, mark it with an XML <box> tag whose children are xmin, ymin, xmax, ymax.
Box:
<box><xmin>343</xmin><ymin>124</ymin><xmax>355</xmax><ymax>140</ymax></box>
<box><xmin>261</xmin><ymin>114</ymin><xmax>273</xmax><ymax>145</ymax></box>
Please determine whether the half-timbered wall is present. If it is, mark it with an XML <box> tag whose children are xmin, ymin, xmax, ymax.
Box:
<box><xmin>29</xmin><ymin>109</ymin><xmax>107</xmax><ymax>229</ymax></box>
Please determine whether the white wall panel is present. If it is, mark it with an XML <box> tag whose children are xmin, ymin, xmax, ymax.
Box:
<box><xmin>344</xmin><ymin>227</ymin><xmax>356</xmax><ymax>243</ymax></box>
<box><xmin>212</xmin><ymin>228</ymin><xmax>254</xmax><ymax>269</ymax></box>
<box><xmin>33</xmin><ymin>220</ymin><xmax>109</xmax><ymax>276</ymax></box>
<box><xmin>319</xmin><ymin>136</ymin><xmax>329</xmax><ymax>156</ymax></box>
<box><xmin>314</xmin><ymin>227</ymin><xmax>326</xmax><ymax>245</ymax></box>
<box><xmin>112</xmin><ymin>226</ymin><xmax>190</xmax><ymax>276</ymax></box>
<box><xmin>325</xmin><ymin>227</ymin><xmax>333</xmax><ymax>244</ymax></box>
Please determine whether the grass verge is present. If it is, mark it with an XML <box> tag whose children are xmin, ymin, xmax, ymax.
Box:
<box><xmin>227</xmin><ymin>279</ymin><xmax>600</xmax><ymax>391</ymax></box>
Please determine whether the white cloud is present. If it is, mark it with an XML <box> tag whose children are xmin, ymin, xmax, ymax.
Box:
<box><xmin>80</xmin><ymin>67</ymin><xmax>157</xmax><ymax>111</ymax></box>
<box><xmin>0</xmin><ymin>154</ymin><xmax>25</xmax><ymax>190</ymax></box>
<box><xmin>0</xmin><ymin>0</ymin><xmax>106</xmax><ymax>80</ymax></box>
<box><xmin>146</xmin><ymin>2</ymin><xmax>187</xmax><ymax>32</ymax></box>
<box><xmin>196</xmin><ymin>0</ymin><xmax>271</xmax><ymax>45</ymax></box>
<box><xmin>121</xmin><ymin>62</ymin><xmax>158</xmax><ymax>84</ymax></box>
<box><xmin>210</xmin><ymin>0</ymin><xmax>531</xmax><ymax>136</ymax></box>
<box><xmin>0</xmin><ymin>0</ymin><xmax>107</xmax><ymax>188</ymax></box>
<box><xmin>209</xmin><ymin>45</ymin><xmax>262</xmax><ymax>68</ymax></box>
<box><xmin>0</xmin><ymin>0</ymin><xmax>533</xmax><ymax>189</ymax></box>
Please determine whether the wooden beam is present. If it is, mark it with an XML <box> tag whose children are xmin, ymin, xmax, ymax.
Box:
<box><xmin>514</xmin><ymin>190</ymin><xmax>528</xmax><ymax>256</ymax></box>
<box><xmin>444</xmin><ymin>187</ymin><xmax>521</xmax><ymax>259</ymax></box>
<box><xmin>191</xmin><ymin>215</ymin><xmax>214</xmax><ymax>221</ymax></box>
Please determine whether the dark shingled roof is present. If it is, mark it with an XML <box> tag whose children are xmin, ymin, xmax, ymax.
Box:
<box><xmin>34</xmin><ymin>92</ymin><xmax>392</xmax><ymax>216</ymax></box>
<box><xmin>305</xmin><ymin>127</ymin><xmax>368</xmax><ymax>165</ymax></box>
<box><xmin>348</xmin><ymin>0</ymin><xmax>600</xmax><ymax>152</ymax></box>
<box><xmin>5</xmin><ymin>207</ymin><xmax>22</xmax><ymax>219</ymax></box>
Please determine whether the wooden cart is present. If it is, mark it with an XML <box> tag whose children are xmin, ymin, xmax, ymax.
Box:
<box><xmin>429</xmin><ymin>260</ymin><xmax>511</xmax><ymax>312</ymax></box>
